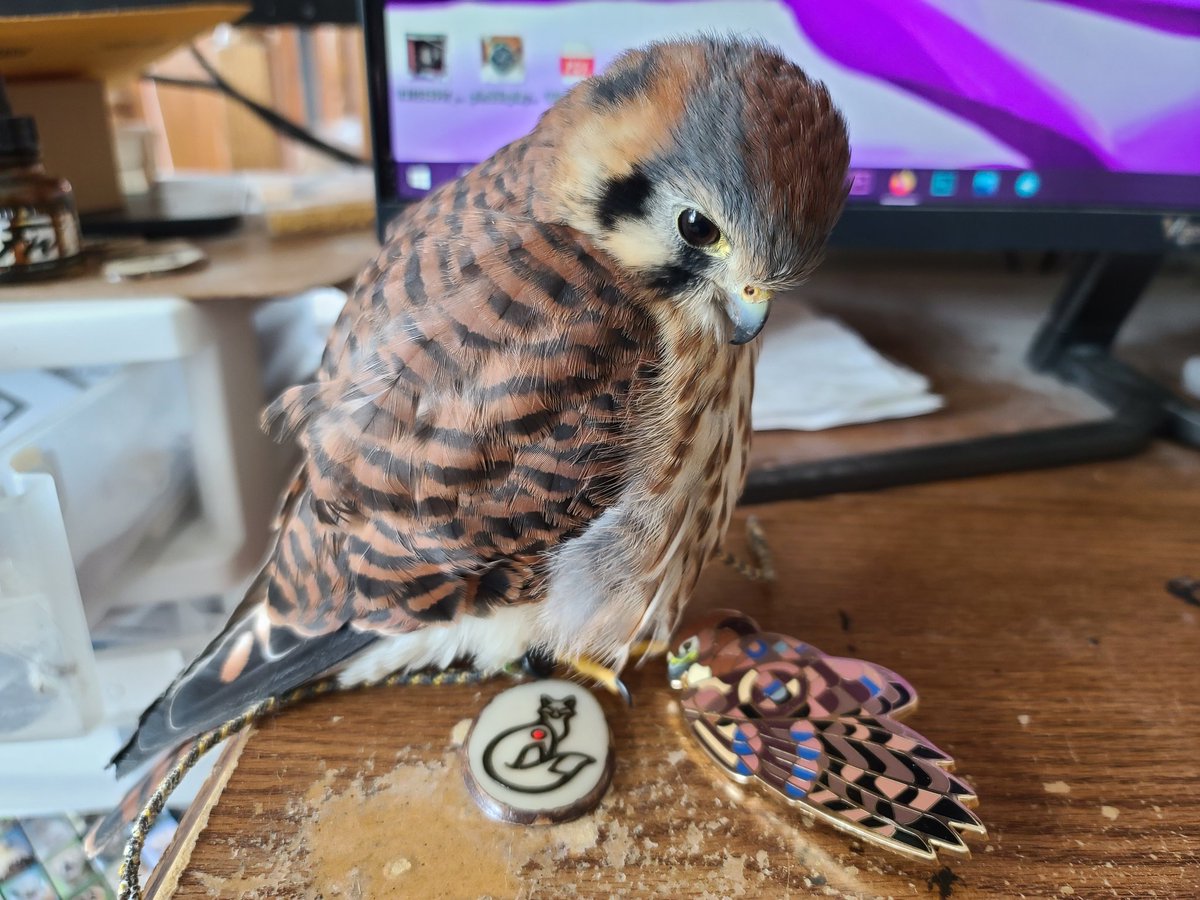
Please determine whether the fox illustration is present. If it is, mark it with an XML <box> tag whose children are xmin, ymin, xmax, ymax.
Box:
<box><xmin>481</xmin><ymin>694</ymin><xmax>596</xmax><ymax>794</ymax></box>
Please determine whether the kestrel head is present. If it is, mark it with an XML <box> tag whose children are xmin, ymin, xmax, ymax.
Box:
<box><xmin>542</xmin><ymin>37</ymin><xmax>850</xmax><ymax>345</ymax></box>
<box><xmin>668</xmin><ymin>609</ymin><xmax>760</xmax><ymax>688</ymax></box>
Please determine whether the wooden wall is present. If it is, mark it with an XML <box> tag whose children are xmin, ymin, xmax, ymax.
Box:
<box><xmin>112</xmin><ymin>26</ymin><xmax>370</xmax><ymax>175</ymax></box>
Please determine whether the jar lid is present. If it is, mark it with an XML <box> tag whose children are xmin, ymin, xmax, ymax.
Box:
<box><xmin>0</xmin><ymin>76</ymin><xmax>40</xmax><ymax>162</ymax></box>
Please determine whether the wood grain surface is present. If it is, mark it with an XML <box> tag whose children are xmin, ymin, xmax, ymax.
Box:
<box><xmin>0</xmin><ymin>224</ymin><xmax>377</xmax><ymax>304</ymax></box>
<box><xmin>168</xmin><ymin>440</ymin><xmax>1200</xmax><ymax>899</ymax></box>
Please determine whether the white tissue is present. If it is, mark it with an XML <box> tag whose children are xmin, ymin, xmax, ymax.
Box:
<box><xmin>752</xmin><ymin>301</ymin><xmax>943</xmax><ymax>432</ymax></box>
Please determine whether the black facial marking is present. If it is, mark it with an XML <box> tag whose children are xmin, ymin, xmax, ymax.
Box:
<box><xmin>648</xmin><ymin>264</ymin><xmax>695</xmax><ymax>294</ymax></box>
<box><xmin>596</xmin><ymin>168</ymin><xmax>653</xmax><ymax>230</ymax></box>
<box><xmin>647</xmin><ymin>244</ymin><xmax>712</xmax><ymax>295</ymax></box>
<box><xmin>591</xmin><ymin>54</ymin><xmax>655</xmax><ymax>106</ymax></box>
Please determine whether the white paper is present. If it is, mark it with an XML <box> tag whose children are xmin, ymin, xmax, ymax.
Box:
<box><xmin>752</xmin><ymin>301</ymin><xmax>943</xmax><ymax>432</ymax></box>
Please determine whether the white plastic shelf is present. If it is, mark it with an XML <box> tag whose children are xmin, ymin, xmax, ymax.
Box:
<box><xmin>0</xmin><ymin>294</ymin><xmax>286</xmax><ymax>747</ymax></box>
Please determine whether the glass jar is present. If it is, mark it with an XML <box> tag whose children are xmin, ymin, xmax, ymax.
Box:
<box><xmin>0</xmin><ymin>79</ymin><xmax>82</xmax><ymax>283</ymax></box>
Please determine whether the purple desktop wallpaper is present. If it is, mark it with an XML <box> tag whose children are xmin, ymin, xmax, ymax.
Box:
<box><xmin>792</xmin><ymin>0</ymin><xmax>1199</xmax><ymax>171</ymax></box>
<box><xmin>384</xmin><ymin>0</ymin><xmax>1200</xmax><ymax>207</ymax></box>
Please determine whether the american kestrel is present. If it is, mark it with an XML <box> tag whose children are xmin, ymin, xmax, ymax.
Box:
<box><xmin>107</xmin><ymin>37</ymin><xmax>850</xmax><ymax>799</ymax></box>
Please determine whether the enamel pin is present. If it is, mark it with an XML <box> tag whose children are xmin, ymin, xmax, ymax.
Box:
<box><xmin>668</xmin><ymin>610</ymin><xmax>986</xmax><ymax>861</ymax></box>
<box><xmin>463</xmin><ymin>679</ymin><xmax>614</xmax><ymax>824</ymax></box>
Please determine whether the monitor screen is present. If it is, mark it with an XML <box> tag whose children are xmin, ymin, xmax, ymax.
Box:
<box><xmin>371</xmin><ymin>0</ymin><xmax>1200</xmax><ymax>220</ymax></box>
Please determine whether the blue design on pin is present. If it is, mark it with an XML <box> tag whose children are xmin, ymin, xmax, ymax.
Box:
<box><xmin>745</xmin><ymin>640</ymin><xmax>766</xmax><ymax>659</ymax></box>
<box><xmin>861</xmin><ymin>675</ymin><xmax>880</xmax><ymax>696</ymax></box>
<box><xmin>736</xmin><ymin>759</ymin><xmax>752</xmax><ymax>776</ymax></box>
<box><xmin>796</xmin><ymin>745</ymin><xmax>820</xmax><ymax>761</ymax></box>
<box><xmin>785</xmin><ymin>782</ymin><xmax>808</xmax><ymax>799</ymax></box>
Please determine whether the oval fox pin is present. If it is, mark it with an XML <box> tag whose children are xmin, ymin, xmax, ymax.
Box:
<box><xmin>463</xmin><ymin>679</ymin><xmax>614</xmax><ymax>824</ymax></box>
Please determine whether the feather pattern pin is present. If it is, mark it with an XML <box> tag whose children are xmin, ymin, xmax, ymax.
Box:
<box><xmin>668</xmin><ymin>610</ymin><xmax>986</xmax><ymax>861</ymax></box>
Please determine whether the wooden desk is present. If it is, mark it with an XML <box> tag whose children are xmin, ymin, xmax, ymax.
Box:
<box><xmin>155</xmin><ymin>440</ymin><xmax>1200</xmax><ymax>898</ymax></box>
<box><xmin>0</xmin><ymin>224</ymin><xmax>378</xmax><ymax>304</ymax></box>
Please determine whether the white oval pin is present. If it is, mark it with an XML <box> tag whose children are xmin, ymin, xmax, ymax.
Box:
<box><xmin>462</xmin><ymin>679</ymin><xmax>614</xmax><ymax>824</ymax></box>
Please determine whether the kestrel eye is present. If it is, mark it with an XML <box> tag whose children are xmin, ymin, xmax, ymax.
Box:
<box><xmin>677</xmin><ymin>209</ymin><xmax>721</xmax><ymax>248</ymax></box>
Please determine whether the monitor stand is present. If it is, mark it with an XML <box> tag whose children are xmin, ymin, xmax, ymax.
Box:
<box><xmin>80</xmin><ymin>181</ymin><xmax>245</xmax><ymax>240</ymax></box>
<box><xmin>742</xmin><ymin>253</ymin><xmax>1200</xmax><ymax>503</ymax></box>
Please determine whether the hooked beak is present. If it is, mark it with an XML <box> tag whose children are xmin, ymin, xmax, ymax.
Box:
<box><xmin>724</xmin><ymin>286</ymin><xmax>773</xmax><ymax>345</ymax></box>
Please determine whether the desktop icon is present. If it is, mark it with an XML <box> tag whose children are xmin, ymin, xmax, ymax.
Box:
<box><xmin>481</xmin><ymin>36</ymin><xmax>525</xmax><ymax>83</ymax></box>
<box><xmin>929</xmin><ymin>170</ymin><xmax>958</xmax><ymax>197</ymax></box>
<box><xmin>848</xmin><ymin>170</ymin><xmax>873</xmax><ymax>196</ymax></box>
<box><xmin>407</xmin><ymin>34</ymin><xmax>447</xmax><ymax>79</ymax></box>
<box><xmin>972</xmin><ymin>170</ymin><xmax>1001</xmax><ymax>197</ymax></box>
<box><xmin>888</xmin><ymin>169</ymin><xmax>917</xmax><ymax>196</ymax></box>
<box><xmin>1014</xmin><ymin>171</ymin><xmax>1041</xmax><ymax>198</ymax></box>
<box><xmin>560</xmin><ymin>43</ymin><xmax>595</xmax><ymax>84</ymax></box>
<box><xmin>406</xmin><ymin>164</ymin><xmax>433</xmax><ymax>192</ymax></box>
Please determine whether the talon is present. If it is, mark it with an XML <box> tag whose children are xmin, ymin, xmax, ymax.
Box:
<box><xmin>520</xmin><ymin>648</ymin><xmax>557</xmax><ymax>679</ymax></box>
<box><xmin>616</xmin><ymin>678</ymin><xmax>633</xmax><ymax>707</ymax></box>
<box><xmin>565</xmin><ymin>656</ymin><xmax>633</xmax><ymax>707</ymax></box>
<box><xmin>746</xmin><ymin>515</ymin><xmax>775</xmax><ymax>581</ymax></box>
<box><xmin>719</xmin><ymin>516</ymin><xmax>776</xmax><ymax>583</ymax></box>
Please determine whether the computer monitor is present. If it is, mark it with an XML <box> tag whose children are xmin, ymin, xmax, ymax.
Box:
<box><xmin>363</xmin><ymin>0</ymin><xmax>1200</xmax><ymax>251</ymax></box>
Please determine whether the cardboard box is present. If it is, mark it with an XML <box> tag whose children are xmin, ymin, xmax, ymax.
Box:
<box><xmin>1</xmin><ymin>3</ymin><xmax>249</xmax><ymax>213</ymax></box>
<box><xmin>7</xmin><ymin>79</ymin><xmax>123</xmax><ymax>215</ymax></box>
<box><xmin>0</xmin><ymin>5</ymin><xmax>248</xmax><ymax>81</ymax></box>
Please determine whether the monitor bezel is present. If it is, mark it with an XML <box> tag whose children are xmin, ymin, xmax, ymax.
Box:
<box><xmin>361</xmin><ymin>0</ymin><xmax>1199</xmax><ymax>253</ymax></box>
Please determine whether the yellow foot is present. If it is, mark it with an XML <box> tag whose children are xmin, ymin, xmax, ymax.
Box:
<box><xmin>565</xmin><ymin>656</ymin><xmax>633</xmax><ymax>706</ymax></box>
<box><xmin>629</xmin><ymin>639</ymin><xmax>670</xmax><ymax>661</ymax></box>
